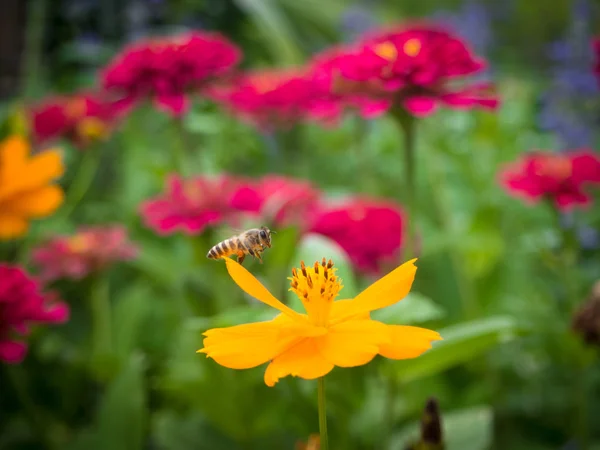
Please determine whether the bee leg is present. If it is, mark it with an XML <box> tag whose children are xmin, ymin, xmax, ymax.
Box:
<box><xmin>255</xmin><ymin>251</ymin><xmax>264</xmax><ymax>264</ymax></box>
<box><xmin>237</xmin><ymin>252</ymin><xmax>246</xmax><ymax>265</ymax></box>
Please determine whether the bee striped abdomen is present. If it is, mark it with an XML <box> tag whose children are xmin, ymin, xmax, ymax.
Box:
<box><xmin>207</xmin><ymin>237</ymin><xmax>240</xmax><ymax>260</ymax></box>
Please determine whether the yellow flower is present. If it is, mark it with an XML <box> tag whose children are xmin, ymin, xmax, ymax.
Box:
<box><xmin>198</xmin><ymin>257</ymin><xmax>442</xmax><ymax>387</ymax></box>
<box><xmin>0</xmin><ymin>136</ymin><xmax>64</xmax><ymax>239</ymax></box>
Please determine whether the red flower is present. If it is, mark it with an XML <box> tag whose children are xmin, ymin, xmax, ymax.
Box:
<box><xmin>0</xmin><ymin>264</ymin><xmax>69</xmax><ymax>363</ymax></box>
<box><xmin>102</xmin><ymin>32</ymin><xmax>241</xmax><ymax>116</ymax></box>
<box><xmin>331</xmin><ymin>24</ymin><xmax>499</xmax><ymax>117</ymax></box>
<box><xmin>308</xmin><ymin>46</ymin><xmax>394</xmax><ymax>121</ymax></box>
<box><xmin>208</xmin><ymin>69</ymin><xmax>329</xmax><ymax>128</ymax></box>
<box><xmin>309</xmin><ymin>197</ymin><xmax>404</xmax><ymax>273</ymax></box>
<box><xmin>140</xmin><ymin>174</ymin><xmax>256</xmax><ymax>235</ymax></box>
<box><xmin>594</xmin><ymin>38</ymin><xmax>600</xmax><ymax>85</ymax></box>
<box><xmin>231</xmin><ymin>175</ymin><xmax>321</xmax><ymax>229</ymax></box>
<box><xmin>500</xmin><ymin>150</ymin><xmax>600</xmax><ymax>210</ymax></box>
<box><xmin>29</xmin><ymin>92</ymin><xmax>130</xmax><ymax>148</ymax></box>
<box><xmin>31</xmin><ymin>225</ymin><xmax>138</xmax><ymax>282</ymax></box>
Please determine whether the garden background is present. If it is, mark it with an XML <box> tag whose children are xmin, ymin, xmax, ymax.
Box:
<box><xmin>1</xmin><ymin>0</ymin><xmax>600</xmax><ymax>449</ymax></box>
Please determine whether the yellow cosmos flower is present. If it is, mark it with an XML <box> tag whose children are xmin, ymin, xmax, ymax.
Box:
<box><xmin>198</xmin><ymin>257</ymin><xmax>442</xmax><ymax>387</ymax></box>
<box><xmin>0</xmin><ymin>136</ymin><xmax>64</xmax><ymax>239</ymax></box>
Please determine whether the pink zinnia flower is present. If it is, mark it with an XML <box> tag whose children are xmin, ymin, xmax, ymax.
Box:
<box><xmin>140</xmin><ymin>174</ymin><xmax>256</xmax><ymax>235</ymax></box>
<box><xmin>31</xmin><ymin>225</ymin><xmax>138</xmax><ymax>282</ymax></box>
<box><xmin>29</xmin><ymin>92</ymin><xmax>130</xmax><ymax>148</ymax></box>
<box><xmin>309</xmin><ymin>197</ymin><xmax>405</xmax><ymax>273</ymax></box>
<box><xmin>231</xmin><ymin>175</ymin><xmax>321</xmax><ymax>229</ymax></box>
<box><xmin>308</xmin><ymin>46</ymin><xmax>393</xmax><ymax>121</ymax></box>
<box><xmin>208</xmin><ymin>69</ymin><xmax>329</xmax><ymax>128</ymax></box>
<box><xmin>102</xmin><ymin>32</ymin><xmax>241</xmax><ymax>116</ymax></box>
<box><xmin>331</xmin><ymin>24</ymin><xmax>499</xmax><ymax>117</ymax></box>
<box><xmin>0</xmin><ymin>264</ymin><xmax>69</xmax><ymax>363</ymax></box>
<box><xmin>500</xmin><ymin>150</ymin><xmax>600</xmax><ymax>210</ymax></box>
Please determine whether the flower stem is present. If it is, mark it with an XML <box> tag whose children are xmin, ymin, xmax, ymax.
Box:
<box><xmin>318</xmin><ymin>377</ymin><xmax>329</xmax><ymax>450</ymax></box>
<box><xmin>391</xmin><ymin>108</ymin><xmax>417</xmax><ymax>259</ymax></box>
<box><xmin>58</xmin><ymin>147</ymin><xmax>101</xmax><ymax>220</ymax></box>
<box><xmin>5</xmin><ymin>365</ymin><xmax>58</xmax><ymax>449</ymax></box>
<box><xmin>172</xmin><ymin>118</ymin><xmax>194</xmax><ymax>176</ymax></box>
<box><xmin>89</xmin><ymin>275</ymin><xmax>112</xmax><ymax>377</ymax></box>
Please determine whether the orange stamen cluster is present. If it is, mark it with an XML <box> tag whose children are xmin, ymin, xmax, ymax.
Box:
<box><xmin>289</xmin><ymin>258</ymin><xmax>343</xmax><ymax>326</ymax></box>
<box><xmin>374</xmin><ymin>41</ymin><xmax>398</xmax><ymax>62</ymax></box>
<box><xmin>403</xmin><ymin>38</ymin><xmax>422</xmax><ymax>57</ymax></box>
<box><xmin>535</xmin><ymin>154</ymin><xmax>573</xmax><ymax>180</ymax></box>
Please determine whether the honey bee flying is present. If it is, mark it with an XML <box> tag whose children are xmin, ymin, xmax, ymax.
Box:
<box><xmin>207</xmin><ymin>226</ymin><xmax>273</xmax><ymax>265</ymax></box>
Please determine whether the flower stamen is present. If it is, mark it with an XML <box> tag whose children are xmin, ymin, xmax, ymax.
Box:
<box><xmin>288</xmin><ymin>259</ymin><xmax>343</xmax><ymax>326</ymax></box>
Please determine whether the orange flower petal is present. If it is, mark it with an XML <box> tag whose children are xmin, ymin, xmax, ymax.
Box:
<box><xmin>224</xmin><ymin>257</ymin><xmax>306</xmax><ymax>322</ymax></box>
<box><xmin>0</xmin><ymin>213</ymin><xmax>28</xmax><ymax>239</ymax></box>
<box><xmin>316</xmin><ymin>319</ymin><xmax>390</xmax><ymax>367</ymax></box>
<box><xmin>0</xmin><ymin>137</ymin><xmax>29</xmax><ymax>200</ymax></box>
<box><xmin>0</xmin><ymin>136</ymin><xmax>29</xmax><ymax>170</ymax></box>
<box><xmin>3</xmin><ymin>186</ymin><xmax>64</xmax><ymax>217</ymax></box>
<box><xmin>199</xmin><ymin>314</ymin><xmax>326</xmax><ymax>370</ymax></box>
<box><xmin>331</xmin><ymin>259</ymin><xmax>417</xmax><ymax>323</ymax></box>
<box><xmin>377</xmin><ymin>325</ymin><xmax>442</xmax><ymax>360</ymax></box>
<box><xmin>27</xmin><ymin>149</ymin><xmax>65</xmax><ymax>184</ymax></box>
<box><xmin>264</xmin><ymin>338</ymin><xmax>334</xmax><ymax>387</ymax></box>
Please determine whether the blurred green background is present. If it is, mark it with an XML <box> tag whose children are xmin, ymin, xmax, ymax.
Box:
<box><xmin>1</xmin><ymin>0</ymin><xmax>599</xmax><ymax>449</ymax></box>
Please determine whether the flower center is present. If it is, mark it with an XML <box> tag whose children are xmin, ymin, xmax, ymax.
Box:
<box><xmin>374</xmin><ymin>41</ymin><xmax>398</xmax><ymax>62</ymax></box>
<box><xmin>403</xmin><ymin>38</ymin><xmax>421</xmax><ymax>57</ymax></box>
<box><xmin>535</xmin><ymin>154</ymin><xmax>572</xmax><ymax>180</ymax></box>
<box><xmin>66</xmin><ymin>98</ymin><xmax>88</xmax><ymax>119</ymax></box>
<box><xmin>289</xmin><ymin>258</ymin><xmax>343</xmax><ymax>327</ymax></box>
<box><xmin>67</xmin><ymin>235</ymin><xmax>91</xmax><ymax>254</ymax></box>
<box><xmin>77</xmin><ymin>117</ymin><xmax>108</xmax><ymax>142</ymax></box>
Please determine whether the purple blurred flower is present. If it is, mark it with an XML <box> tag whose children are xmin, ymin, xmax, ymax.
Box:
<box><xmin>431</xmin><ymin>0</ymin><xmax>493</xmax><ymax>57</ymax></box>
<box><xmin>538</xmin><ymin>0</ymin><xmax>600</xmax><ymax>149</ymax></box>
<box><xmin>340</xmin><ymin>4</ymin><xmax>378</xmax><ymax>42</ymax></box>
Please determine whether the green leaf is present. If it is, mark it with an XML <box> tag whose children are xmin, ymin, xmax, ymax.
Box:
<box><xmin>112</xmin><ymin>285</ymin><xmax>153</xmax><ymax>363</ymax></box>
<box><xmin>286</xmin><ymin>233</ymin><xmax>358</xmax><ymax>309</ymax></box>
<box><xmin>234</xmin><ymin>0</ymin><xmax>302</xmax><ymax>64</ymax></box>
<box><xmin>371</xmin><ymin>292</ymin><xmax>446</xmax><ymax>325</ymax></box>
<box><xmin>389</xmin><ymin>406</ymin><xmax>493</xmax><ymax>450</ymax></box>
<box><xmin>392</xmin><ymin>316</ymin><xmax>520</xmax><ymax>382</ymax></box>
<box><xmin>95</xmin><ymin>353</ymin><xmax>147</xmax><ymax>450</ymax></box>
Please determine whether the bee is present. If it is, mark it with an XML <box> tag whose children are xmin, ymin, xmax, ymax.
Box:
<box><xmin>207</xmin><ymin>226</ymin><xmax>274</xmax><ymax>265</ymax></box>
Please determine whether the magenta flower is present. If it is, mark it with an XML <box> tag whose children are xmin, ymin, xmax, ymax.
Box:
<box><xmin>0</xmin><ymin>264</ymin><xmax>69</xmax><ymax>363</ymax></box>
<box><xmin>309</xmin><ymin>197</ymin><xmax>405</xmax><ymax>273</ymax></box>
<box><xmin>330</xmin><ymin>24</ymin><xmax>499</xmax><ymax>117</ymax></box>
<box><xmin>101</xmin><ymin>32</ymin><xmax>241</xmax><ymax>116</ymax></box>
<box><xmin>231</xmin><ymin>175</ymin><xmax>321</xmax><ymax>229</ymax></box>
<box><xmin>29</xmin><ymin>92</ymin><xmax>131</xmax><ymax>148</ymax></box>
<box><xmin>140</xmin><ymin>174</ymin><xmax>256</xmax><ymax>235</ymax></box>
<box><xmin>31</xmin><ymin>225</ymin><xmax>138</xmax><ymax>282</ymax></box>
<box><xmin>308</xmin><ymin>46</ymin><xmax>393</xmax><ymax>121</ymax></box>
<box><xmin>499</xmin><ymin>150</ymin><xmax>600</xmax><ymax>211</ymax></box>
<box><xmin>208</xmin><ymin>68</ymin><xmax>331</xmax><ymax>128</ymax></box>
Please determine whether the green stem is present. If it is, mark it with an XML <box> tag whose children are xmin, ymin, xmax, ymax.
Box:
<box><xmin>547</xmin><ymin>202</ymin><xmax>588</xmax><ymax>448</ymax></box>
<box><xmin>317</xmin><ymin>377</ymin><xmax>329</xmax><ymax>450</ymax></box>
<box><xmin>6</xmin><ymin>365</ymin><xmax>58</xmax><ymax>449</ymax></box>
<box><xmin>58</xmin><ymin>148</ymin><xmax>101</xmax><ymax>220</ymax></box>
<box><xmin>391</xmin><ymin>109</ymin><xmax>417</xmax><ymax>260</ymax></box>
<box><xmin>172</xmin><ymin>118</ymin><xmax>194</xmax><ymax>176</ymax></box>
<box><xmin>354</xmin><ymin>117</ymin><xmax>372</xmax><ymax>191</ymax></box>
<box><xmin>22</xmin><ymin>0</ymin><xmax>48</xmax><ymax>98</ymax></box>
<box><xmin>89</xmin><ymin>275</ymin><xmax>112</xmax><ymax>375</ymax></box>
